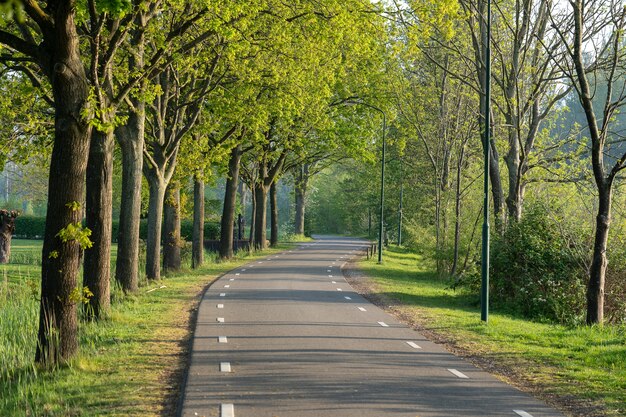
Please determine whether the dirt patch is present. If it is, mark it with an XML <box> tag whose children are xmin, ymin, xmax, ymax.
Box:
<box><xmin>341</xmin><ymin>256</ymin><xmax>606</xmax><ymax>417</ymax></box>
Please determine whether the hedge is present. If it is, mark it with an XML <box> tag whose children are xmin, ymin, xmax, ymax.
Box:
<box><xmin>13</xmin><ymin>216</ymin><xmax>220</xmax><ymax>242</ymax></box>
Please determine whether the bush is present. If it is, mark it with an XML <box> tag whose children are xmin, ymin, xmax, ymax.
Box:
<box><xmin>14</xmin><ymin>216</ymin><xmax>220</xmax><ymax>242</ymax></box>
<box><xmin>490</xmin><ymin>204</ymin><xmax>587</xmax><ymax>324</ymax></box>
<box><xmin>13</xmin><ymin>216</ymin><xmax>46</xmax><ymax>239</ymax></box>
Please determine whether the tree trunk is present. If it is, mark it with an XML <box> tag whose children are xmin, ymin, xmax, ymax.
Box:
<box><xmin>145</xmin><ymin>174</ymin><xmax>166</xmax><ymax>280</ymax></box>
<box><xmin>163</xmin><ymin>183</ymin><xmax>181</xmax><ymax>272</ymax></box>
<box><xmin>36</xmin><ymin>9</ymin><xmax>92</xmax><ymax>363</ymax></box>
<box><xmin>83</xmin><ymin>129</ymin><xmax>114</xmax><ymax>319</ymax></box>
<box><xmin>0</xmin><ymin>210</ymin><xmax>18</xmax><ymax>263</ymax></box>
<box><xmin>254</xmin><ymin>184</ymin><xmax>268</xmax><ymax>250</ymax></box>
<box><xmin>294</xmin><ymin>164</ymin><xmax>309</xmax><ymax>235</ymax></box>
<box><xmin>587</xmin><ymin>184</ymin><xmax>611</xmax><ymax>324</ymax></box>
<box><xmin>451</xmin><ymin>142</ymin><xmax>467</xmax><ymax>277</ymax></box>
<box><xmin>114</xmin><ymin>107</ymin><xmax>145</xmax><ymax>292</ymax></box>
<box><xmin>192</xmin><ymin>175</ymin><xmax>204</xmax><ymax>268</ymax></box>
<box><xmin>219</xmin><ymin>145</ymin><xmax>242</xmax><ymax>259</ymax></box>
<box><xmin>270</xmin><ymin>180</ymin><xmax>278</xmax><ymax>247</ymax></box>
<box><xmin>249</xmin><ymin>185</ymin><xmax>256</xmax><ymax>248</ymax></box>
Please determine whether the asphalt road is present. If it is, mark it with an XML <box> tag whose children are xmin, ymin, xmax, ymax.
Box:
<box><xmin>179</xmin><ymin>236</ymin><xmax>564</xmax><ymax>417</ymax></box>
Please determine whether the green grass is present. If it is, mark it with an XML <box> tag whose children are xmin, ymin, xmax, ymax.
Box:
<box><xmin>359</xmin><ymin>245</ymin><xmax>626</xmax><ymax>417</ymax></box>
<box><xmin>1</xmin><ymin>239</ymin><xmax>291</xmax><ymax>416</ymax></box>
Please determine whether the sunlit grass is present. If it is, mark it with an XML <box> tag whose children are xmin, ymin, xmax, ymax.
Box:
<box><xmin>359</xmin><ymin>245</ymin><xmax>626</xmax><ymax>417</ymax></box>
<box><xmin>1</xmin><ymin>239</ymin><xmax>291</xmax><ymax>416</ymax></box>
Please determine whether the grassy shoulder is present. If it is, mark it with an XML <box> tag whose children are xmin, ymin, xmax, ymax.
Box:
<box><xmin>356</xmin><ymin>245</ymin><xmax>625</xmax><ymax>417</ymax></box>
<box><xmin>1</xmin><ymin>239</ymin><xmax>292</xmax><ymax>416</ymax></box>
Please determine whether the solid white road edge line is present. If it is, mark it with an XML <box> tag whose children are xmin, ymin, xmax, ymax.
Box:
<box><xmin>406</xmin><ymin>341</ymin><xmax>421</xmax><ymax>349</ymax></box>
<box><xmin>447</xmin><ymin>369</ymin><xmax>469</xmax><ymax>379</ymax></box>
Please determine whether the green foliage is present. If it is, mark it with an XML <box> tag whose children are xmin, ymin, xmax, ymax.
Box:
<box><xmin>13</xmin><ymin>216</ymin><xmax>46</xmax><ymax>239</ymax></box>
<box><xmin>56</xmin><ymin>223</ymin><xmax>93</xmax><ymax>250</ymax></box>
<box><xmin>489</xmin><ymin>205</ymin><xmax>587</xmax><ymax>324</ymax></box>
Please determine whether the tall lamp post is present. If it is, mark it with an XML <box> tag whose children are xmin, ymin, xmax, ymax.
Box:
<box><xmin>481</xmin><ymin>0</ymin><xmax>492</xmax><ymax>322</ymax></box>
<box><xmin>348</xmin><ymin>101</ymin><xmax>386</xmax><ymax>264</ymax></box>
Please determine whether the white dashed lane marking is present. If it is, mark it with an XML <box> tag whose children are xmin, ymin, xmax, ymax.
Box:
<box><xmin>224</xmin><ymin>285</ymin><xmax>230</xmax><ymax>288</ymax></box>
<box><xmin>332</xmin><ymin>281</ymin><xmax>337</xmax><ymax>284</ymax></box>
<box><xmin>217</xmin><ymin>317</ymin><xmax>225</xmax><ymax>323</ymax></box>
<box><xmin>378</xmin><ymin>322</ymin><xmax>389</xmax><ymax>327</ymax></box>
<box><xmin>344</xmin><ymin>296</ymin><xmax>352</xmax><ymax>300</ymax></box>
<box><xmin>513</xmin><ymin>411</ymin><xmax>534</xmax><ymax>417</ymax></box>
<box><xmin>447</xmin><ymin>369</ymin><xmax>469</xmax><ymax>379</ymax></box>
<box><xmin>358</xmin><ymin>307</ymin><xmax>366</xmax><ymax>311</ymax></box>
<box><xmin>218</xmin><ymin>336</ymin><xmax>227</xmax><ymax>343</ymax></box>
<box><xmin>217</xmin><ymin>304</ymin><xmax>224</xmax><ymax>309</ymax></box>
<box><xmin>235</xmin><ymin>273</ymin><xmax>240</xmax><ymax>276</ymax></box>
<box><xmin>220</xmin><ymin>362</ymin><xmax>232</xmax><ymax>373</ymax></box>
<box><xmin>337</xmin><ymin>288</ymin><xmax>343</xmax><ymax>292</ymax></box>
<box><xmin>220</xmin><ymin>293</ymin><xmax>226</xmax><ymax>297</ymax></box>
<box><xmin>406</xmin><ymin>341</ymin><xmax>421</xmax><ymax>349</ymax></box>
<box><xmin>221</xmin><ymin>403</ymin><xmax>234</xmax><ymax>417</ymax></box>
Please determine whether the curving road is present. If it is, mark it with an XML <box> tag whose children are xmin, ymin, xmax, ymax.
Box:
<box><xmin>179</xmin><ymin>236</ymin><xmax>563</xmax><ymax>417</ymax></box>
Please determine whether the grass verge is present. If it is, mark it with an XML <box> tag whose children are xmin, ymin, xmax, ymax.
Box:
<box><xmin>354</xmin><ymin>245</ymin><xmax>625</xmax><ymax>417</ymax></box>
<box><xmin>1</xmin><ymin>240</ymin><xmax>292</xmax><ymax>416</ymax></box>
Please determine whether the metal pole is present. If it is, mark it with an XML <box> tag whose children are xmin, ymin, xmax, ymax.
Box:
<box><xmin>398</xmin><ymin>158</ymin><xmax>403</xmax><ymax>246</ymax></box>
<box><xmin>481</xmin><ymin>0</ymin><xmax>491</xmax><ymax>323</ymax></box>
<box><xmin>378</xmin><ymin>113</ymin><xmax>386</xmax><ymax>264</ymax></box>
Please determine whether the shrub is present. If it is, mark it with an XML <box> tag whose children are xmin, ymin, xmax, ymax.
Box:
<box><xmin>14</xmin><ymin>216</ymin><xmax>221</xmax><ymax>242</ymax></box>
<box><xmin>13</xmin><ymin>216</ymin><xmax>46</xmax><ymax>239</ymax></box>
<box><xmin>490</xmin><ymin>204</ymin><xmax>587</xmax><ymax>324</ymax></box>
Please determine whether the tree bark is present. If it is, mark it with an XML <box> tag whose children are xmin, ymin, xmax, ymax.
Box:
<box><xmin>220</xmin><ymin>145</ymin><xmax>242</xmax><ymax>259</ymax></box>
<box><xmin>587</xmin><ymin>186</ymin><xmax>611</xmax><ymax>324</ymax></box>
<box><xmin>254</xmin><ymin>183</ymin><xmax>268</xmax><ymax>250</ymax></box>
<box><xmin>0</xmin><ymin>210</ymin><xmax>18</xmax><ymax>264</ymax></box>
<box><xmin>36</xmin><ymin>4</ymin><xmax>92</xmax><ymax>364</ymax></box>
<box><xmin>294</xmin><ymin>164</ymin><xmax>309</xmax><ymax>235</ymax></box>
<box><xmin>163</xmin><ymin>183</ymin><xmax>181</xmax><ymax>272</ymax></box>
<box><xmin>114</xmin><ymin>106</ymin><xmax>145</xmax><ymax>292</ymax></box>
<box><xmin>83</xmin><ymin>129</ymin><xmax>114</xmax><ymax>319</ymax></box>
<box><xmin>270</xmin><ymin>180</ymin><xmax>278</xmax><ymax>247</ymax></box>
<box><xmin>248</xmin><ymin>184</ymin><xmax>256</xmax><ymax>248</ymax></box>
<box><xmin>145</xmin><ymin>173</ymin><xmax>166</xmax><ymax>280</ymax></box>
<box><xmin>192</xmin><ymin>175</ymin><xmax>204</xmax><ymax>268</ymax></box>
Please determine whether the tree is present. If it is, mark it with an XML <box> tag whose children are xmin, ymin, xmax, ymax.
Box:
<box><xmin>0</xmin><ymin>209</ymin><xmax>18</xmax><ymax>263</ymax></box>
<box><xmin>549</xmin><ymin>0</ymin><xmax>626</xmax><ymax>324</ymax></box>
<box><xmin>0</xmin><ymin>0</ymin><xmax>94</xmax><ymax>364</ymax></box>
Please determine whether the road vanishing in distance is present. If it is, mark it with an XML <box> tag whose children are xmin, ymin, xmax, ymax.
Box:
<box><xmin>180</xmin><ymin>236</ymin><xmax>563</xmax><ymax>417</ymax></box>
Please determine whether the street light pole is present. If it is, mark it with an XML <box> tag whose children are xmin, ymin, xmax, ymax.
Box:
<box><xmin>398</xmin><ymin>158</ymin><xmax>403</xmax><ymax>246</ymax></box>
<box><xmin>378</xmin><ymin>112</ymin><xmax>386</xmax><ymax>264</ymax></box>
<box><xmin>481</xmin><ymin>0</ymin><xmax>492</xmax><ymax>323</ymax></box>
